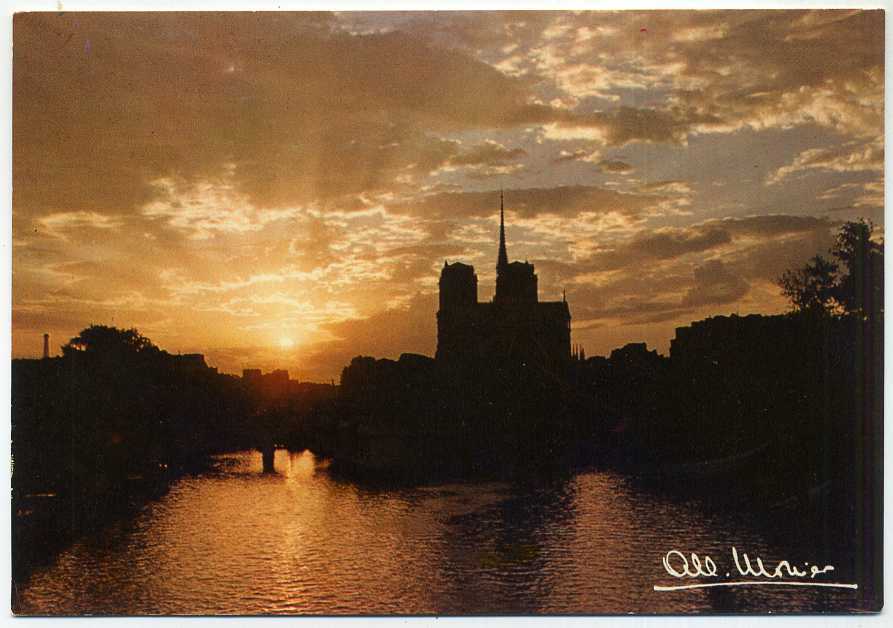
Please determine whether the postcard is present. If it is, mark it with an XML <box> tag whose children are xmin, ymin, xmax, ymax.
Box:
<box><xmin>10</xmin><ymin>9</ymin><xmax>884</xmax><ymax>615</ymax></box>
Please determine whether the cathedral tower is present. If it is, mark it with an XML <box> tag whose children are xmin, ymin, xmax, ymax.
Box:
<box><xmin>436</xmin><ymin>190</ymin><xmax>571</xmax><ymax>373</ymax></box>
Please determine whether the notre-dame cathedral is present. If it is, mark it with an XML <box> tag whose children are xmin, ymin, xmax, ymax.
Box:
<box><xmin>436</xmin><ymin>193</ymin><xmax>572</xmax><ymax>377</ymax></box>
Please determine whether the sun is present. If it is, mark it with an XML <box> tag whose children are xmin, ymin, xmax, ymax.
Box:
<box><xmin>278</xmin><ymin>336</ymin><xmax>295</xmax><ymax>350</ymax></box>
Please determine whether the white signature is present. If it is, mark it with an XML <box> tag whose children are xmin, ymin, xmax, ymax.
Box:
<box><xmin>654</xmin><ymin>548</ymin><xmax>857</xmax><ymax>591</ymax></box>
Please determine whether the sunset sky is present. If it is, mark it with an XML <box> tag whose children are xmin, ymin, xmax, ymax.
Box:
<box><xmin>12</xmin><ymin>10</ymin><xmax>884</xmax><ymax>380</ymax></box>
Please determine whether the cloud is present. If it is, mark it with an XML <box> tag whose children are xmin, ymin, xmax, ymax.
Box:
<box><xmin>141</xmin><ymin>175</ymin><xmax>301</xmax><ymax>240</ymax></box>
<box><xmin>181</xmin><ymin>12</ymin><xmax>886</xmax><ymax>167</ymax></box>
<box><xmin>299</xmin><ymin>292</ymin><xmax>437</xmax><ymax>379</ymax></box>
<box><xmin>628</xmin><ymin>227</ymin><xmax>731</xmax><ymax>259</ymax></box>
<box><xmin>637</xmin><ymin>180</ymin><xmax>693</xmax><ymax>195</ymax></box>
<box><xmin>463</xmin><ymin>164</ymin><xmax>526</xmax><ymax>180</ymax></box>
<box><xmin>702</xmin><ymin>214</ymin><xmax>834</xmax><ymax>238</ymax></box>
<box><xmin>818</xmin><ymin>181</ymin><xmax>884</xmax><ymax>210</ymax></box>
<box><xmin>447</xmin><ymin>140</ymin><xmax>527</xmax><ymax>167</ymax></box>
<box><xmin>727</xmin><ymin>225</ymin><xmax>838</xmax><ymax>285</ymax></box>
<box><xmin>552</xmin><ymin>149</ymin><xmax>633</xmax><ymax>174</ymax></box>
<box><xmin>387</xmin><ymin>184</ymin><xmax>665</xmax><ymax>220</ymax></box>
<box><xmin>564</xmin><ymin>224</ymin><xmax>732</xmax><ymax>276</ymax></box>
<box><xmin>11</xmin><ymin>11</ymin><xmax>884</xmax><ymax>375</ymax></box>
<box><xmin>596</xmin><ymin>159</ymin><xmax>634</xmax><ymax>173</ymax></box>
<box><xmin>584</xmin><ymin>107</ymin><xmax>703</xmax><ymax>146</ymax></box>
<box><xmin>767</xmin><ymin>140</ymin><xmax>884</xmax><ymax>184</ymax></box>
<box><xmin>546</xmin><ymin>213</ymin><xmax>836</xmax><ymax>337</ymax></box>
<box><xmin>13</xmin><ymin>13</ymin><xmax>536</xmax><ymax>217</ymax></box>
<box><xmin>682</xmin><ymin>259</ymin><xmax>750</xmax><ymax>306</ymax></box>
<box><xmin>14</xmin><ymin>11</ymin><xmax>883</xmax><ymax>221</ymax></box>
<box><xmin>577</xmin><ymin>298</ymin><xmax>696</xmax><ymax>328</ymax></box>
<box><xmin>434</xmin><ymin>10</ymin><xmax>883</xmax><ymax>145</ymax></box>
<box><xmin>554</xmin><ymin>149</ymin><xmax>593</xmax><ymax>163</ymax></box>
<box><xmin>35</xmin><ymin>211</ymin><xmax>124</xmax><ymax>240</ymax></box>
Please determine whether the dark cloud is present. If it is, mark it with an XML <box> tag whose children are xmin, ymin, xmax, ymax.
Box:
<box><xmin>731</xmin><ymin>228</ymin><xmax>838</xmax><ymax>285</ymax></box>
<box><xmin>551</xmin><ymin>150</ymin><xmax>633</xmax><ymax>174</ymax></box>
<box><xmin>428</xmin><ymin>10</ymin><xmax>883</xmax><ymax>145</ymax></box>
<box><xmin>300</xmin><ymin>293</ymin><xmax>437</xmax><ymax>379</ymax></box>
<box><xmin>704</xmin><ymin>214</ymin><xmax>835</xmax><ymax>238</ymax></box>
<box><xmin>576</xmin><ymin>225</ymin><xmax>732</xmax><ymax>273</ymax></box>
<box><xmin>628</xmin><ymin>227</ymin><xmax>731</xmax><ymax>259</ymax></box>
<box><xmin>14</xmin><ymin>11</ymin><xmax>883</xmax><ymax>218</ymax></box>
<box><xmin>682</xmin><ymin>260</ymin><xmax>750</xmax><ymax>307</ymax></box>
<box><xmin>13</xmin><ymin>13</ymin><xmax>536</xmax><ymax>216</ymax></box>
<box><xmin>596</xmin><ymin>159</ymin><xmax>634</xmax><ymax>173</ymax></box>
<box><xmin>569</xmin><ymin>214</ymin><xmax>835</xmax><ymax>279</ymax></box>
<box><xmin>538</xmin><ymin>213</ymin><xmax>837</xmax><ymax>335</ymax></box>
<box><xmin>388</xmin><ymin>185</ymin><xmax>664</xmax><ymax>220</ymax></box>
<box><xmin>584</xmin><ymin>106</ymin><xmax>708</xmax><ymax>146</ymax></box>
<box><xmin>15</xmin><ymin>11</ymin><xmax>882</xmax><ymax>223</ymax></box>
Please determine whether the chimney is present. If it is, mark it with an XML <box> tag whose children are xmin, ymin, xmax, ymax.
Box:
<box><xmin>42</xmin><ymin>333</ymin><xmax>49</xmax><ymax>359</ymax></box>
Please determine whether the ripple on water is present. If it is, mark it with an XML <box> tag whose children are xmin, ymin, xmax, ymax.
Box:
<box><xmin>15</xmin><ymin>450</ymin><xmax>863</xmax><ymax>615</ymax></box>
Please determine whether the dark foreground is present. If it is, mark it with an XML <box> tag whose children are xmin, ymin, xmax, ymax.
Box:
<box><xmin>11</xmin><ymin>310</ymin><xmax>883</xmax><ymax>612</ymax></box>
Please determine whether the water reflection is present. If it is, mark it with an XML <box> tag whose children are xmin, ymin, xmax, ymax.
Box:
<box><xmin>15</xmin><ymin>450</ymin><xmax>862</xmax><ymax>615</ymax></box>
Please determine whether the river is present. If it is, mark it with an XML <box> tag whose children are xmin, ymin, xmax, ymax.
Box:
<box><xmin>14</xmin><ymin>450</ymin><xmax>865</xmax><ymax>614</ymax></box>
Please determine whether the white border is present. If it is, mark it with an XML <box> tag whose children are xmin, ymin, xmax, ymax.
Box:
<box><xmin>0</xmin><ymin>2</ymin><xmax>888</xmax><ymax>627</ymax></box>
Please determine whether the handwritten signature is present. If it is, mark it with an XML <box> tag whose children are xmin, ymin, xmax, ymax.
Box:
<box><xmin>654</xmin><ymin>548</ymin><xmax>857</xmax><ymax>591</ymax></box>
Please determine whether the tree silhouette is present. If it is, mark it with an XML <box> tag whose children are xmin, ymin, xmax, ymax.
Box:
<box><xmin>832</xmin><ymin>219</ymin><xmax>883</xmax><ymax>320</ymax></box>
<box><xmin>778</xmin><ymin>255</ymin><xmax>840</xmax><ymax>314</ymax></box>
<box><xmin>62</xmin><ymin>325</ymin><xmax>159</xmax><ymax>357</ymax></box>
<box><xmin>778</xmin><ymin>219</ymin><xmax>883</xmax><ymax>318</ymax></box>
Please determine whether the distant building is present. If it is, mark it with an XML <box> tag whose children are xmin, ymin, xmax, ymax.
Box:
<box><xmin>173</xmin><ymin>353</ymin><xmax>210</xmax><ymax>373</ymax></box>
<box><xmin>242</xmin><ymin>368</ymin><xmax>263</xmax><ymax>382</ymax></box>
<box><xmin>670</xmin><ymin>313</ymin><xmax>797</xmax><ymax>369</ymax></box>
<box><xmin>268</xmin><ymin>369</ymin><xmax>289</xmax><ymax>386</ymax></box>
<box><xmin>242</xmin><ymin>367</ymin><xmax>293</xmax><ymax>404</ymax></box>
<box><xmin>436</xmin><ymin>192</ymin><xmax>571</xmax><ymax>376</ymax></box>
<box><xmin>610</xmin><ymin>342</ymin><xmax>657</xmax><ymax>366</ymax></box>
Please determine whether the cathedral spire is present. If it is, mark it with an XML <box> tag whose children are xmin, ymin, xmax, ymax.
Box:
<box><xmin>497</xmin><ymin>189</ymin><xmax>508</xmax><ymax>271</ymax></box>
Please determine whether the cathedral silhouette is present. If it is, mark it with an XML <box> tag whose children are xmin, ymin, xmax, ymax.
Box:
<box><xmin>436</xmin><ymin>192</ymin><xmax>572</xmax><ymax>376</ymax></box>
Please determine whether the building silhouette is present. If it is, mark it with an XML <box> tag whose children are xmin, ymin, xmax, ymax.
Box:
<box><xmin>173</xmin><ymin>353</ymin><xmax>217</xmax><ymax>374</ymax></box>
<box><xmin>436</xmin><ymin>192</ymin><xmax>571</xmax><ymax>376</ymax></box>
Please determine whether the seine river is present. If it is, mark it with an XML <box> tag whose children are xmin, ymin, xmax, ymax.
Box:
<box><xmin>16</xmin><ymin>450</ymin><xmax>862</xmax><ymax>615</ymax></box>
